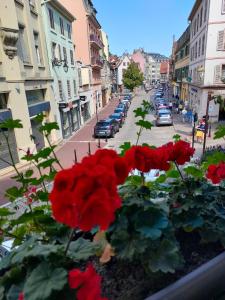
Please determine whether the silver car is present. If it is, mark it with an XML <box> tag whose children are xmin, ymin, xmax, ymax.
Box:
<box><xmin>155</xmin><ymin>109</ymin><xmax>173</xmax><ymax>126</ymax></box>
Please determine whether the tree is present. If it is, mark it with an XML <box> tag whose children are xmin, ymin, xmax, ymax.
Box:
<box><xmin>122</xmin><ymin>62</ymin><xmax>144</xmax><ymax>92</ymax></box>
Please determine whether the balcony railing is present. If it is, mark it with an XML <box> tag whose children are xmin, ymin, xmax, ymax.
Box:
<box><xmin>91</xmin><ymin>57</ymin><xmax>103</xmax><ymax>69</ymax></box>
<box><xmin>90</xmin><ymin>34</ymin><xmax>104</xmax><ymax>49</ymax></box>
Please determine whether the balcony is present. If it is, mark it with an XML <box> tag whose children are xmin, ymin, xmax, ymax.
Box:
<box><xmin>90</xmin><ymin>34</ymin><xmax>104</xmax><ymax>49</ymax></box>
<box><xmin>91</xmin><ymin>57</ymin><xmax>103</xmax><ymax>69</ymax></box>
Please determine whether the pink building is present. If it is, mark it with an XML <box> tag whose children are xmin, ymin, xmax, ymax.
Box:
<box><xmin>60</xmin><ymin>0</ymin><xmax>104</xmax><ymax>118</ymax></box>
<box><xmin>131</xmin><ymin>49</ymin><xmax>146</xmax><ymax>74</ymax></box>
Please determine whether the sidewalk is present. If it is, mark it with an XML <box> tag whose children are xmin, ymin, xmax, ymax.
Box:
<box><xmin>0</xmin><ymin>98</ymin><xmax>120</xmax><ymax>205</ymax></box>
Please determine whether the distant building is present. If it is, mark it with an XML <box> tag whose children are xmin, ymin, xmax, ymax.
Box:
<box><xmin>0</xmin><ymin>0</ymin><xmax>56</xmax><ymax>173</ymax></box>
<box><xmin>172</xmin><ymin>26</ymin><xmax>190</xmax><ymax>103</ymax></box>
<box><xmin>117</xmin><ymin>54</ymin><xmax>131</xmax><ymax>93</ymax></box>
<box><xmin>131</xmin><ymin>49</ymin><xmax>146</xmax><ymax>74</ymax></box>
<box><xmin>160</xmin><ymin>61</ymin><xmax>170</xmax><ymax>83</ymax></box>
<box><xmin>188</xmin><ymin>0</ymin><xmax>225</xmax><ymax>121</ymax></box>
<box><xmin>41</xmin><ymin>0</ymin><xmax>81</xmax><ymax>139</ymax></box>
<box><xmin>145</xmin><ymin>53</ymin><xmax>169</xmax><ymax>84</ymax></box>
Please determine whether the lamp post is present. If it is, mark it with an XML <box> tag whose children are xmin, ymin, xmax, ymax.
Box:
<box><xmin>202</xmin><ymin>91</ymin><xmax>213</xmax><ymax>155</ymax></box>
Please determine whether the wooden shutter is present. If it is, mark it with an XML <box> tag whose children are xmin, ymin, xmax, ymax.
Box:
<box><xmin>214</xmin><ymin>65</ymin><xmax>221</xmax><ymax>83</ymax></box>
<box><xmin>217</xmin><ymin>30</ymin><xmax>225</xmax><ymax>50</ymax></box>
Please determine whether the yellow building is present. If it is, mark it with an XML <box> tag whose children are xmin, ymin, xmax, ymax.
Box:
<box><xmin>0</xmin><ymin>0</ymin><xmax>58</xmax><ymax>174</ymax></box>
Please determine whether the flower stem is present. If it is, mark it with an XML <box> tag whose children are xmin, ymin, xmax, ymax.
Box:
<box><xmin>65</xmin><ymin>228</ymin><xmax>76</xmax><ymax>255</ymax></box>
<box><xmin>174</xmin><ymin>161</ymin><xmax>185</xmax><ymax>182</ymax></box>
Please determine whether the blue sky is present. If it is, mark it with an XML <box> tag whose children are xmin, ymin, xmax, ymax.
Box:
<box><xmin>93</xmin><ymin>0</ymin><xmax>195</xmax><ymax>57</ymax></box>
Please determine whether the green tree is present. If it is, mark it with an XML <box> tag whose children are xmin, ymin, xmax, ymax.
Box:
<box><xmin>122</xmin><ymin>62</ymin><xmax>144</xmax><ymax>92</ymax></box>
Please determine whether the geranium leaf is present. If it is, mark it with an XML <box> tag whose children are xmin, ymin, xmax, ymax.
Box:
<box><xmin>166</xmin><ymin>170</ymin><xmax>180</xmax><ymax>179</ymax></box>
<box><xmin>184</xmin><ymin>166</ymin><xmax>203</xmax><ymax>178</ymax></box>
<box><xmin>68</xmin><ymin>238</ymin><xmax>100</xmax><ymax>261</ymax></box>
<box><xmin>0</xmin><ymin>207</ymin><xmax>13</xmax><ymax>217</ymax></box>
<box><xmin>0</xmin><ymin>119</ymin><xmax>23</xmax><ymax>129</ymax></box>
<box><xmin>214</xmin><ymin>125</ymin><xmax>225</xmax><ymax>139</ymax></box>
<box><xmin>24</xmin><ymin>262</ymin><xmax>67</xmax><ymax>300</ymax></box>
<box><xmin>5</xmin><ymin>186</ymin><xmax>23</xmax><ymax>202</ymax></box>
<box><xmin>135</xmin><ymin>120</ymin><xmax>153</xmax><ymax>130</ymax></box>
<box><xmin>149</xmin><ymin>239</ymin><xmax>183</xmax><ymax>273</ymax></box>
<box><xmin>119</xmin><ymin>142</ymin><xmax>131</xmax><ymax>156</ymax></box>
<box><xmin>39</xmin><ymin>122</ymin><xmax>59</xmax><ymax>135</ymax></box>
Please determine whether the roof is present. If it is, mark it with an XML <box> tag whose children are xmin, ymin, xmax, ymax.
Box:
<box><xmin>43</xmin><ymin>0</ymin><xmax>75</xmax><ymax>22</ymax></box>
<box><xmin>188</xmin><ymin>0</ymin><xmax>201</xmax><ymax>21</ymax></box>
<box><xmin>147</xmin><ymin>53</ymin><xmax>169</xmax><ymax>61</ymax></box>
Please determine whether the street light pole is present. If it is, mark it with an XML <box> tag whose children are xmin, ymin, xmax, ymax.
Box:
<box><xmin>202</xmin><ymin>91</ymin><xmax>213</xmax><ymax>155</ymax></box>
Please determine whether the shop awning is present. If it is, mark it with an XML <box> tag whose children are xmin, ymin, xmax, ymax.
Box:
<box><xmin>28</xmin><ymin>101</ymin><xmax>50</xmax><ymax>117</ymax></box>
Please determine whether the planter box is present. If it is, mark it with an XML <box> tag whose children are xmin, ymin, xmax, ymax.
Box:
<box><xmin>145</xmin><ymin>251</ymin><xmax>225</xmax><ymax>300</ymax></box>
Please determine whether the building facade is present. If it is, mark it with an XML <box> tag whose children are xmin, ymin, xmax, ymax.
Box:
<box><xmin>41</xmin><ymin>0</ymin><xmax>81</xmax><ymax>139</ymax></box>
<box><xmin>131</xmin><ymin>49</ymin><xmax>146</xmax><ymax>75</ymax></box>
<box><xmin>0</xmin><ymin>0</ymin><xmax>57</xmax><ymax>173</ymax></box>
<box><xmin>188</xmin><ymin>0</ymin><xmax>225</xmax><ymax>121</ymax></box>
<box><xmin>145</xmin><ymin>53</ymin><xmax>169</xmax><ymax>84</ymax></box>
<box><xmin>60</xmin><ymin>0</ymin><xmax>104</xmax><ymax>120</ymax></box>
<box><xmin>117</xmin><ymin>54</ymin><xmax>131</xmax><ymax>92</ymax></box>
<box><xmin>172</xmin><ymin>26</ymin><xmax>190</xmax><ymax>103</ymax></box>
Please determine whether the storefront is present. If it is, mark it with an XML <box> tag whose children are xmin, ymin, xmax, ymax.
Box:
<box><xmin>59</xmin><ymin>100</ymin><xmax>81</xmax><ymax>139</ymax></box>
<box><xmin>80</xmin><ymin>96</ymin><xmax>91</xmax><ymax>123</ymax></box>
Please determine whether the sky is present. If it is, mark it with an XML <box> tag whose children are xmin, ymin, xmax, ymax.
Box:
<box><xmin>93</xmin><ymin>0</ymin><xmax>195</xmax><ymax>57</ymax></box>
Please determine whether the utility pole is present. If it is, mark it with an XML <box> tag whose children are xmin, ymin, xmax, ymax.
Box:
<box><xmin>202</xmin><ymin>91</ymin><xmax>213</xmax><ymax>155</ymax></box>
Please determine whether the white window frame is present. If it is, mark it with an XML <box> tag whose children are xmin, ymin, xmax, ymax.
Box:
<box><xmin>217</xmin><ymin>30</ymin><xmax>225</xmax><ymax>50</ymax></box>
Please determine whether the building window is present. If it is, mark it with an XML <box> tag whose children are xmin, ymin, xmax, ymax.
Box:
<box><xmin>195</xmin><ymin>41</ymin><xmax>198</xmax><ymax>59</ymax></box>
<box><xmin>200</xmin><ymin>7</ymin><xmax>203</xmax><ymax>27</ymax></box>
<box><xmin>123</xmin><ymin>62</ymin><xmax>126</xmax><ymax>66</ymax></box>
<box><xmin>59</xmin><ymin>17</ymin><xmax>64</xmax><ymax>35</ymax></box>
<box><xmin>58</xmin><ymin>44</ymin><xmax>62</xmax><ymax>60</ymax></box>
<box><xmin>197</xmin><ymin>14</ymin><xmax>199</xmax><ymax>32</ymax></box>
<box><xmin>204</xmin><ymin>0</ymin><xmax>208</xmax><ymax>22</ymax></box>
<box><xmin>70</xmin><ymin>50</ymin><xmax>74</xmax><ymax>65</ymax></box>
<box><xmin>222</xmin><ymin>0</ymin><xmax>225</xmax><ymax>14</ymax></box>
<box><xmin>48</xmin><ymin>8</ymin><xmax>55</xmax><ymax>30</ymax></box>
<box><xmin>67</xmin><ymin>80</ymin><xmax>71</xmax><ymax>98</ymax></box>
<box><xmin>198</xmin><ymin>38</ymin><xmax>201</xmax><ymax>57</ymax></box>
<box><xmin>73</xmin><ymin>80</ymin><xmax>77</xmax><ymax>96</ymax></box>
<box><xmin>0</xmin><ymin>93</ymin><xmax>7</xmax><ymax>109</ymax></box>
<box><xmin>202</xmin><ymin>34</ymin><xmax>205</xmax><ymax>55</ymax></box>
<box><xmin>33</xmin><ymin>31</ymin><xmax>42</xmax><ymax>65</ymax></box>
<box><xmin>63</xmin><ymin>47</ymin><xmax>67</xmax><ymax>63</ymax></box>
<box><xmin>51</xmin><ymin>42</ymin><xmax>57</xmax><ymax>58</ymax></box>
<box><xmin>67</xmin><ymin>24</ymin><xmax>71</xmax><ymax>39</ymax></box>
<box><xmin>222</xmin><ymin>64</ymin><xmax>225</xmax><ymax>79</ymax></box>
<box><xmin>217</xmin><ymin>30</ymin><xmax>225</xmax><ymax>50</ymax></box>
<box><xmin>58</xmin><ymin>80</ymin><xmax>63</xmax><ymax>101</ymax></box>
<box><xmin>17</xmin><ymin>25</ymin><xmax>30</xmax><ymax>63</ymax></box>
<box><xmin>29</xmin><ymin>0</ymin><xmax>36</xmax><ymax>10</ymax></box>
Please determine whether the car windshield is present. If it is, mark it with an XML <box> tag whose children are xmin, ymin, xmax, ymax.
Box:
<box><xmin>115</xmin><ymin>108</ymin><xmax>122</xmax><ymax>111</ymax></box>
<box><xmin>158</xmin><ymin>111</ymin><xmax>171</xmax><ymax>117</ymax></box>
<box><xmin>97</xmin><ymin>121</ymin><xmax>109</xmax><ymax>126</ymax></box>
<box><xmin>111</xmin><ymin>114</ymin><xmax>120</xmax><ymax>118</ymax></box>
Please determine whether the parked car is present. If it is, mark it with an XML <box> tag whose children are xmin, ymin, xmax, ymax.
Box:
<box><xmin>121</xmin><ymin>99</ymin><xmax>130</xmax><ymax>108</ymax></box>
<box><xmin>109</xmin><ymin>113</ymin><xmax>124</xmax><ymax>127</ymax></box>
<box><xmin>155</xmin><ymin>109</ymin><xmax>173</xmax><ymax>126</ymax></box>
<box><xmin>155</xmin><ymin>92</ymin><xmax>163</xmax><ymax>98</ymax></box>
<box><xmin>118</xmin><ymin>102</ymin><xmax>128</xmax><ymax>111</ymax></box>
<box><xmin>94</xmin><ymin>118</ymin><xmax>119</xmax><ymax>138</ymax></box>
<box><xmin>114</xmin><ymin>107</ymin><xmax>126</xmax><ymax>117</ymax></box>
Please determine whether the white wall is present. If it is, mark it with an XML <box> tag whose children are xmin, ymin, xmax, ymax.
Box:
<box><xmin>117</xmin><ymin>56</ymin><xmax>131</xmax><ymax>85</ymax></box>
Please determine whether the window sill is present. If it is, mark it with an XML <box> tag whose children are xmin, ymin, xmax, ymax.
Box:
<box><xmin>30</xmin><ymin>8</ymin><xmax>38</xmax><ymax>17</ymax></box>
<box><xmin>24</xmin><ymin>63</ymin><xmax>33</xmax><ymax>68</ymax></box>
<box><xmin>60</xmin><ymin>35</ymin><xmax>66</xmax><ymax>40</ymax></box>
<box><xmin>38</xmin><ymin>65</ymin><xmax>45</xmax><ymax>69</ymax></box>
<box><xmin>50</xmin><ymin>29</ymin><xmax>57</xmax><ymax>35</ymax></box>
<box><xmin>15</xmin><ymin>0</ymin><xmax>24</xmax><ymax>7</ymax></box>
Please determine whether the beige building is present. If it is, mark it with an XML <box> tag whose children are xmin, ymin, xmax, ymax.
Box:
<box><xmin>0</xmin><ymin>0</ymin><xmax>57</xmax><ymax>173</ymax></box>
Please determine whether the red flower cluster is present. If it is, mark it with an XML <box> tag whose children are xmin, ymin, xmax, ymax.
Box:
<box><xmin>166</xmin><ymin>140</ymin><xmax>195</xmax><ymax>165</ymax></box>
<box><xmin>207</xmin><ymin>162</ymin><xmax>225</xmax><ymax>184</ymax></box>
<box><xmin>69</xmin><ymin>264</ymin><xmax>107</xmax><ymax>300</ymax></box>
<box><xmin>125</xmin><ymin>140</ymin><xmax>195</xmax><ymax>173</ymax></box>
<box><xmin>49</xmin><ymin>149</ymin><xmax>130</xmax><ymax>231</ymax></box>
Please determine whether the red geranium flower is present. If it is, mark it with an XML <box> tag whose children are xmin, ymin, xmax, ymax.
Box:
<box><xmin>18</xmin><ymin>293</ymin><xmax>24</xmax><ymax>300</ymax></box>
<box><xmin>68</xmin><ymin>264</ymin><xmax>107</xmax><ymax>300</ymax></box>
<box><xmin>167</xmin><ymin>140</ymin><xmax>195</xmax><ymax>165</ymax></box>
<box><xmin>207</xmin><ymin>162</ymin><xmax>225</xmax><ymax>184</ymax></box>
<box><xmin>49</xmin><ymin>149</ymin><xmax>128</xmax><ymax>231</ymax></box>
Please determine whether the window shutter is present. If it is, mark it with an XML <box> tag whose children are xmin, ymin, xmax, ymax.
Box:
<box><xmin>214</xmin><ymin>65</ymin><xmax>221</xmax><ymax>83</ymax></box>
<box><xmin>217</xmin><ymin>30</ymin><xmax>225</xmax><ymax>50</ymax></box>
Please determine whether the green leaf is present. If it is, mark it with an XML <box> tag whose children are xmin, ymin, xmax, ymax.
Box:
<box><xmin>39</xmin><ymin>122</ymin><xmax>59</xmax><ymax>135</ymax></box>
<box><xmin>149</xmin><ymin>239</ymin><xmax>183</xmax><ymax>273</ymax></box>
<box><xmin>184</xmin><ymin>166</ymin><xmax>203</xmax><ymax>178</ymax></box>
<box><xmin>202</xmin><ymin>151</ymin><xmax>225</xmax><ymax>169</ymax></box>
<box><xmin>5</xmin><ymin>186</ymin><xmax>23</xmax><ymax>201</ymax></box>
<box><xmin>35</xmin><ymin>147</ymin><xmax>55</xmax><ymax>160</ymax></box>
<box><xmin>173</xmin><ymin>134</ymin><xmax>181</xmax><ymax>142</ymax></box>
<box><xmin>133</xmin><ymin>107</ymin><xmax>146</xmax><ymax>118</ymax></box>
<box><xmin>0</xmin><ymin>119</ymin><xmax>23</xmax><ymax>129</ymax></box>
<box><xmin>119</xmin><ymin>142</ymin><xmax>131</xmax><ymax>156</ymax></box>
<box><xmin>0</xmin><ymin>207</ymin><xmax>13</xmax><ymax>217</ymax></box>
<box><xmin>34</xmin><ymin>113</ymin><xmax>45</xmax><ymax>124</ymax></box>
<box><xmin>11</xmin><ymin>211</ymin><xmax>44</xmax><ymax>226</ymax></box>
<box><xmin>135</xmin><ymin>209</ymin><xmax>168</xmax><ymax>240</ymax></box>
<box><xmin>135</xmin><ymin>120</ymin><xmax>153</xmax><ymax>130</ymax></box>
<box><xmin>25</xmin><ymin>169</ymin><xmax>34</xmax><ymax>178</ymax></box>
<box><xmin>37</xmin><ymin>158</ymin><xmax>57</xmax><ymax>169</ymax></box>
<box><xmin>166</xmin><ymin>170</ymin><xmax>180</xmax><ymax>179</ymax></box>
<box><xmin>24</xmin><ymin>262</ymin><xmax>67</xmax><ymax>300</ymax></box>
<box><xmin>68</xmin><ymin>238</ymin><xmax>100</xmax><ymax>261</ymax></box>
<box><xmin>156</xmin><ymin>174</ymin><xmax>167</xmax><ymax>183</ymax></box>
<box><xmin>214</xmin><ymin>125</ymin><xmax>225</xmax><ymax>139</ymax></box>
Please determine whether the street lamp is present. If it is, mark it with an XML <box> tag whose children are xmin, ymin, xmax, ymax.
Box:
<box><xmin>52</xmin><ymin>58</ymin><xmax>69</xmax><ymax>73</ymax></box>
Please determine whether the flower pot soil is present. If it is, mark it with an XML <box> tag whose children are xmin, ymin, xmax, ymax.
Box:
<box><xmin>94</xmin><ymin>231</ymin><xmax>223</xmax><ymax>300</ymax></box>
